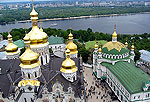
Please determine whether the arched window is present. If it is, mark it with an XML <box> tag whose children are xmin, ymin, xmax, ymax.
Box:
<box><xmin>28</xmin><ymin>73</ymin><xmax>30</xmax><ymax>79</ymax></box>
<box><xmin>46</xmin><ymin>55</ymin><xmax>47</xmax><ymax>63</ymax></box>
<box><xmin>41</xmin><ymin>56</ymin><xmax>43</xmax><ymax>65</ymax></box>
<box><xmin>114</xmin><ymin>86</ymin><xmax>116</xmax><ymax>91</ymax></box>
<box><xmin>35</xmin><ymin>72</ymin><xmax>37</xmax><ymax>78</ymax></box>
<box><xmin>121</xmin><ymin>95</ymin><xmax>123</xmax><ymax>101</ymax></box>
<box><xmin>117</xmin><ymin>90</ymin><xmax>119</xmax><ymax>96</ymax></box>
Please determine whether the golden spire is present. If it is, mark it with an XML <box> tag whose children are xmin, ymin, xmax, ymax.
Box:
<box><xmin>60</xmin><ymin>49</ymin><xmax>78</xmax><ymax>73</ymax></box>
<box><xmin>5</xmin><ymin>32</ymin><xmax>19</xmax><ymax>55</ymax></box>
<box><xmin>68</xmin><ymin>28</ymin><xmax>73</xmax><ymax>40</ymax></box>
<box><xmin>30</xmin><ymin>0</ymin><xmax>38</xmax><ymax>25</ymax></box>
<box><xmin>125</xmin><ymin>40</ymin><xmax>128</xmax><ymax>47</ymax></box>
<box><xmin>66</xmin><ymin>29</ymin><xmax>78</xmax><ymax>55</ymax></box>
<box><xmin>20</xmin><ymin>36</ymin><xmax>40</xmax><ymax>68</ymax></box>
<box><xmin>131</xmin><ymin>43</ymin><xmax>134</xmax><ymax>51</ymax></box>
<box><xmin>98</xmin><ymin>42</ymin><xmax>102</xmax><ymax>52</ymax></box>
<box><xmin>94</xmin><ymin>41</ymin><xmax>98</xmax><ymax>49</ymax></box>
<box><xmin>39</xmin><ymin>20</ymin><xmax>43</xmax><ymax>32</ymax></box>
<box><xmin>112</xmin><ymin>24</ymin><xmax>117</xmax><ymax>38</ymax></box>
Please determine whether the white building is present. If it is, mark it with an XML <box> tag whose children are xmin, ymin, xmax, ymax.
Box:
<box><xmin>93</xmin><ymin>26</ymin><xmax>150</xmax><ymax>102</ymax></box>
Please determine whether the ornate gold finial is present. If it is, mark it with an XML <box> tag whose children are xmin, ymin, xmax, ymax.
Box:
<box><xmin>114</xmin><ymin>24</ymin><xmax>116</xmax><ymax>32</ymax></box>
<box><xmin>68</xmin><ymin>28</ymin><xmax>73</xmax><ymax>40</ymax></box>
<box><xmin>24</xmin><ymin>24</ymin><xmax>27</xmax><ymax>34</ymax></box>
<box><xmin>65</xmin><ymin>49</ymin><xmax>71</xmax><ymax>58</ymax></box>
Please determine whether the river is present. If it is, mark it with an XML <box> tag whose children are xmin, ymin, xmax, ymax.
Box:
<box><xmin>0</xmin><ymin>13</ymin><xmax>150</xmax><ymax>34</ymax></box>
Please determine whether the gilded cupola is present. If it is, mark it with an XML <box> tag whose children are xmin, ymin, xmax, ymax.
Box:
<box><xmin>112</xmin><ymin>24</ymin><xmax>117</xmax><ymax>38</ymax></box>
<box><xmin>25</xmin><ymin>2</ymin><xmax>48</xmax><ymax>48</ymax></box>
<box><xmin>98</xmin><ymin>43</ymin><xmax>102</xmax><ymax>52</ymax></box>
<box><xmin>60</xmin><ymin>49</ymin><xmax>78</xmax><ymax>73</ymax></box>
<box><xmin>131</xmin><ymin>44</ymin><xmax>134</xmax><ymax>51</ymax></box>
<box><xmin>125</xmin><ymin>41</ymin><xmax>128</xmax><ymax>47</ymax></box>
<box><xmin>19</xmin><ymin>36</ymin><xmax>40</xmax><ymax>68</ymax></box>
<box><xmin>5</xmin><ymin>33</ymin><xmax>19</xmax><ymax>55</ymax></box>
<box><xmin>66</xmin><ymin>31</ymin><xmax>78</xmax><ymax>55</ymax></box>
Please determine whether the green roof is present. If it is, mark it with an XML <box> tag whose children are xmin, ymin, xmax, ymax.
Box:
<box><xmin>101</xmin><ymin>61</ymin><xmax>149</xmax><ymax>94</ymax></box>
<box><xmin>85</xmin><ymin>40</ymin><xmax>107</xmax><ymax>50</ymax></box>
<box><xmin>102</xmin><ymin>47</ymin><xmax>129</xmax><ymax>55</ymax></box>
<box><xmin>13</xmin><ymin>40</ymin><xmax>25</xmax><ymax>48</ymax></box>
<box><xmin>48</xmin><ymin>36</ymin><xmax>64</xmax><ymax>45</ymax></box>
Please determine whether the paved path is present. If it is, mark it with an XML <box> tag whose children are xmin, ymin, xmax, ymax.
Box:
<box><xmin>83</xmin><ymin>67</ymin><xmax>119</xmax><ymax>102</ymax></box>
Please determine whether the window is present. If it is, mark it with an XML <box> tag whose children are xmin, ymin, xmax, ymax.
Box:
<box><xmin>24</xmin><ymin>98</ymin><xmax>27</xmax><ymax>102</ymax></box>
<box><xmin>28</xmin><ymin>73</ymin><xmax>30</xmax><ymax>79</ymax></box>
<box><xmin>121</xmin><ymin>95</ymin><xmax>123</xmax><ymax>101</ymax></box>
<box><xmin>35</xmin><ymin>72</ymin><xmax>37</xmax><ymax>77</ymax></box>
<box><xmin>114</xmin><ymin>86</ymin><xmax>116</xmax><ymax>91</ymax></box>
<box><xmin>117</xmin><ymin>90</ymin><xmax>119</xmax><ymax>96</ymax></box>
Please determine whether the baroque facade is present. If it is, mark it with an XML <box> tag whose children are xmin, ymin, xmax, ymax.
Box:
<box><xmin>93</xmin><ymin>26</ymin><xmax>150</xmax><ymax>102</ymax></box>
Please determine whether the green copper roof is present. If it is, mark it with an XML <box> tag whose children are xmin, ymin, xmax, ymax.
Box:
<box><xmin>48</xmin><ymin>36</ymin><xmax>64</xmax><ymax>45</ymax></box>
<box><xmin>102</xmin><ymin>47</ymin><xmax>129</xmax><ymax>55</ymax></box>
<box><xmin>13</xmin><ymin>40</ymin><xmax>25</xmax><ymax>48</ymax></box>
<box><xmin>101</xmin><ymin>61</ymin><xmax>149</xmax><ymax>94</ymax></box>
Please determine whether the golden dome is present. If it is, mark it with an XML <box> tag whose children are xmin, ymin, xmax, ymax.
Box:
<box><xmin>68</xmin><ymin>32</ymin><xmax>73</xmax><ymax>40</ymax></box>
<box><xmin>18</xmin><ymin>80</ymin><xmax>40</xmax><ymax>87</ymax></box>
<box><xmin>131</xmin><ymin>44</ymin><xmax>134</xmax><ymax>50</ymax></box>
<box><xmin>98</xmin><ymin>47</ymin><xmax>102</xmax><ymax>52</ymax></box>
<box><xmin>20</xmin><ymin>38</ymin><xmax>40</xmax><ymax>68</ymax></box>
<box><xmin>94</xmin><ymin>43</ymin><xmax>98</xmax><ymax>49</ymax></box>
<box><xmin>60</xmin><ymin>49</ymin><xmax>78</xmax><ymax>73</ymax></box>
<box><xmin>27</xmin><ymin>26</ymin><xmax>48</xmax><ymax>44</ymax></box>
<box><xmin>66</xmin><ymin>32</ymin><xmax>78</xmax><ymax>54</ymax></box>
<box><xmin>30</xmin><ymin>6</ymin><xmax>38</xmax><ymax>21</ymax></box>
<box><xmin>112</xmin><ymin>31</ymin><xmax>117</xmax><ymax>37</ymax></box>
<box><xmin>102</xmin><ymin>41</ymin><xmax>127</xmax><ymax>52</ymax></box>
<box><xmin>26</xmin><ymin>5</ymin><xmax>48</xmax><ymax>48</ymax></box>
<box><xmin>125</xmin><ymin>42</ymin><xmax>128</xmax><ymax>47</ymax></box>
<box><xmin>5</xmin><ymin>33</ymin><xmax>19</xmax><ymax>55</ymax></box>
<box><xmin>112</xmin><ymin>24</ymin><xmax>117</xmax><ymax>37</ymax></box>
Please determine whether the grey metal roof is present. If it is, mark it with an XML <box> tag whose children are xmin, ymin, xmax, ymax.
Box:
<box><xmin>139</xmin><ymin>50</ymin><xmax>150</xmax><ymax>63</ymax></box>
<box><xmin>0</xmin><ymin>52</ymin><xmax>5</xmax><ymax>59</ymax></box>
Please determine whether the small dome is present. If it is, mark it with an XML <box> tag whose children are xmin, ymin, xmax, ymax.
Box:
<box><xmin>66</xmin><ymin>32</ymin><xmax>78</xmax><ymax>54</ymax></box>
<box><xmin>60</xmin><ymin>49</ymin><xmax>78</xmax><ymax>73</ymax></box>
<box><xmin>131</xmin><ymin>45</ymin><xmax>134</xmax><ymax>50</ymax></box>
<box><xmin>94</xmin><ymin>43</ymin><xmax>98</xmax><ymax>49</ymax></box>
<box><xmin>5</xmin><ymin>33</ymin><xmax>19</xmax><ymax>55</ymax></box>
<box><xmin>30</xmin><ymin>7</ymin><xmax>38</xmax><ymax>16</ymax></box>
<box><xmin>112</xmin><ymin>31</ymin><xmax>117</xmax><ymax>37</ymax></box>
<box><xmin>98</xmin><ymin>47</ymin><xmax>102</xmax><ymax>52</ymax></box>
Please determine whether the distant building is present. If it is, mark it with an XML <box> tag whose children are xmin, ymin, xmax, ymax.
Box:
<box><xmin>138</xmin><ymin>50</ymin><xmax>150</xmax><ymax>67</ymax></box>
<box><xmin>145</xmin><ymin>2</ymin><xmax>150</xmax><ymax>6</ymax></box>
<box><xmin>93</xmin><ymin>26</ymin><xmax>150</xmax><ymax>102</ymax></box>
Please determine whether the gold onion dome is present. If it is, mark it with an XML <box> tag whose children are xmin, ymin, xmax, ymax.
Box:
<box><xmin>125</xmin><ymin>41</ymin><xmax>128</xmax><ymax>47</ymax></box>
<box><xmin>131</xmin><ymin>44</ymin><xmax>134</xmax><ymax>50</ymax></box>
<box><xmin>20</xmin><ymin>37</ymin><xmax>40</xmax><ymax>68</ymax></box>
<box><xmin>60</xmin><ymin>49</ymin><xmax>78</xmax><ymax>73</ymax></box>
<box><xmin>94</xmin><ymin>42</ymin><xmax>98</xmax><ymax>49</ymax></box>
<box><xmin>26</xmin><ymin>4</ymin><xmax>48</xmax><ymax>48</ymax></box>
<box><xmin>66</xmin><ymin>32</ymin><xmax>78</xmax><ymax>54</ymax></box>
<box><xmin>5</xmin><ymin>33</ymin><xmax>19</xmax><ymax>55</ymax></box>
<box><xmin>112</xmin><ymin>25</ymin><xmax>117</xmax><ymax>37</ymax></box>
<box><xmin>98</xmin><ymin>47</ymin><xmax>102</xmax><ymax>52</ymax></box>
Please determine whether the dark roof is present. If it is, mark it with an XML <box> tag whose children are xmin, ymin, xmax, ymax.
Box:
<box><xmin>39</xmin><ymin>56</ymin><xmax>83</xmax><ymax>98</ymax></box>
<box><xmin>0</xmin><ymin>56</ymin><xmax>83</xmax><ymax>98</ymax></box>
<box><xmin>0</xmin><ymin>59</ymin><xmax>22</xmax><ymax>98</ymax></box>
